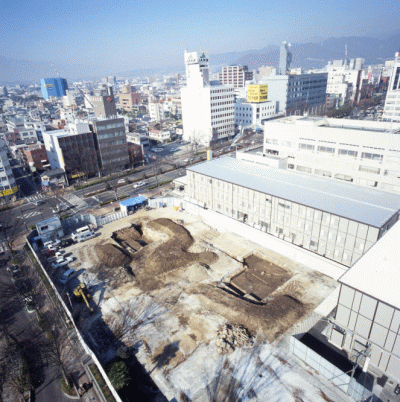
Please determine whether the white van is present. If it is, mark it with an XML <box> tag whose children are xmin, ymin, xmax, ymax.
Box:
<box><xmin>71</xmin><ymin>225</ymin><xmax>92</xmax><ymax>241</ymax></box>
<box><xmin>77</xmin><ymin>231</ymin><xmax>95</xmax><ymax>242</ymax></box>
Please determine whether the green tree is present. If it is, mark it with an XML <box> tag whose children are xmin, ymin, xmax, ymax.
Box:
<box><xmin>107</xmin><ymin>361</ymin><xmax>131</xmax><ymax>391</ymax></box>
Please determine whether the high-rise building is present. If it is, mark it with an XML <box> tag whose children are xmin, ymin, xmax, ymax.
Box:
<box><xmin>89</xmin><ymin>117</ymin><xmax>129</xmax><ymax>172</ymax></box>
<box><xmin>91</xmin><ymin>86</ymin><xmax>117</xmax><ymax>118</ymax></box>
<box><xmin>260</xmin><ymin>73</ymin><xmax>327</xmax><ymax>115</ymax></box>
<box><xmin>181</xmin><ymin>51</ymin><xmax>235</xmax><ymax>146</ymax></box>
<box><xmin>108</xmin><ymin>76</ymin><xmax>117</xmax><ymax>85</ymax></box>
<box><xmin>218</xmin><ymin>65</ymin><xmax>253</xmax><ymax>88</ymax></box>
<box><xmin>382</xmin><ymin>50</ymin><xmax>400</xmax><ymax>122</ymax></box>
<box><xmin>0</xmin><ymin>139</ymin><xmax>17</xmax><ymax>202</ymax></box>
<box><xmin>278</xmin><ymin>42</ymin><xmax>292</xmax><ymax>75</ymax></box>
<box><xmin>40</xmin><ymin>78</ymin><xmax>68</xmax><ymax>99</ymax></box>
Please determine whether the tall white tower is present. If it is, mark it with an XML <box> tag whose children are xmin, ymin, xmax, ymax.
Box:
<box><xmin>383</xmin><ymin>50</ymin><xmax>400</xmax><ymax>123</ymax></box>
<box><xmin>181</xmin><ymin>51</ymin><xmax>234</xmax><ymax>147</ymax></box>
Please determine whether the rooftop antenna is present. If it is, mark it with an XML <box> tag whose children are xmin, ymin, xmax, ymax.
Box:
<box><xmin>345</xmin><ymin>42</ymin><xmax>348</xmax><ymax>66</ymax></box>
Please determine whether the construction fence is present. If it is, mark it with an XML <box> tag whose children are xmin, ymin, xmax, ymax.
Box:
<box><xmin>25</xmin><ymin>237</ymin><xmax>123</xmax><ymax>402</ymax></box>
<box><xmin>289</xmin><ymin>336</ymin><xmax>373</xmax><ymax>401</ymax></box>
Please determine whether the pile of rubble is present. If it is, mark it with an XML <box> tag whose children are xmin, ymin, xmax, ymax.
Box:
<box><xmin>216</xmin><ymin>323</ymin><xmax>254</xmax><ymax>354</ymax></box>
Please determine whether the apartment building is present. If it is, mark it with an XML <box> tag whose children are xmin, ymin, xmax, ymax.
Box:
<box><xmin>119</xmin><ymin>91</ymin><xmax>142</xmax><ymax>112</ymax></box>
<box><xmin>262</xmin><ymin>117</ymin><xmax>400</xmax><ymax>194</ymax></box>
<box><xmin>149</xmin><ymin>101</ymin><xmax>165</xmax><ymax>121</ymax></box>
<box><xmin>218</xmin><ymin>65</ymin><xmax>253</xmax><ymax>88</ymax></box>
<box><xmin>382</xmin><ymin>50</ymin><xmax>400</xmax><ymax>122</ymax></box>
<box><xmin>186</xmin><ymin>157</ymin><xmax>400</xmax><ymax>267</ymax></box>
<box><xmin>181</xmin><ymin>51</ymin><xmax>235</xmax><ymax>146</ymax></box>
<box><xmin>21</xmin><ymin>145</ymin><xmax>48</xmax><ymax>171</ymax></box>
<box><xmin>0</xmin><ymin>139</ymin><xmax>17</xmax><ymax>202</ymax></box>
<box><xmin>328</xmin><ymin>219</ymin><xmax>400</xmax><ymax>383</ymax></box>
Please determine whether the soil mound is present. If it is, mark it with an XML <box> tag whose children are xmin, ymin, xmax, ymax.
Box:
<box><xmin>216</xmin><ymin>324</ymin><xmax>253</xmax><ymax>354</ymax></box>
<box><xmin>132</xmin><ymin>219</ymin><xmax>218</xmax><ymax>291</ymax></box>
<box><xmin>96</xmin><ymin>243</ymin><xmax>131</xmax><ymax>268</ymax></box>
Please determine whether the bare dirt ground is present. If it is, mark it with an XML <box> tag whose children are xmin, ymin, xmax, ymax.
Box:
<box><xmin>230</xmin><ymin>254</ymin><xmax>292</xmax><ymax>301</ymax></box>
<box><xmin>65</xmin><ymin>207</ymin><xmax>340</xmax><ymax>401</ymax></box>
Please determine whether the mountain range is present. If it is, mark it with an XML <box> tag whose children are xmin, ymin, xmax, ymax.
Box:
<box><xmin>1</xmin><ymin>31</ymin><xmax>399</xmax><ymax>85</ymax></box>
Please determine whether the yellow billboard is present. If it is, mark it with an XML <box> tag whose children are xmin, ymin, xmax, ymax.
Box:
<box><xmin>247</xmin><ymin>84</ymin><xmax>268</xmax><ymax>103</ymax></box>
<box><xmin>0</xmin><ymin>186</ymin><xmax>18</xmax><ymax>197</ymax></box>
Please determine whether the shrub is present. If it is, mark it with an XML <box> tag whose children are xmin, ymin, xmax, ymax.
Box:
<box><xmin>61</xmin><ymin>374</ymin><xmax>76</xmax><ymax>396</ymax></box>
<box><xmin>30</xmin><ymin>224</ymin><xmax>36</xmax><ymax>230</ymax></box>
<box><xmin>107</xmin><ymin>361</ymin><xmax>131</xmax><ymax>391</ymax></box>
<box><xmin>89</xmin><ymin>363</ymin><xmax>117</xmax><ymax>402</ymax></box>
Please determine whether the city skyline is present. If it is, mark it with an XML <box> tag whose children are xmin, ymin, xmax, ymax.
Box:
<box><xmin>1</xmin><ymin>0</ymin><xmax>400</xmax><ymax>74</ymax></box>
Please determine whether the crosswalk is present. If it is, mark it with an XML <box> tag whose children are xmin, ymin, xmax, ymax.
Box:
<box><xmin>17</xmin><ymin>210</ymin><xmax>42</xmax><ymax>219</ymax></box>
<box><xmin>25</xmin><ymin>194</ymin><xmax>47</xmax><ymax>202</ymax></box>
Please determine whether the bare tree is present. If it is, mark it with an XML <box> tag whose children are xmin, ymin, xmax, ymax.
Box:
<box><xmin>102</xmin><ymin>168</ymin><xmax>122</xmax><ymax>201</ymax></box>
<box><xmin>42</xmin><ymin>323</ymin><xmax>78</xmax><ymax>378</ymax></box>
<box><xmin>0</xmin><ymin>207</ymin><xmax>25</xmax><ymax>254</ymax></box>
<box><xmin>1</xmin><ymin>342</ymin><xmax>31</xmax><ymax>400</ymax></box>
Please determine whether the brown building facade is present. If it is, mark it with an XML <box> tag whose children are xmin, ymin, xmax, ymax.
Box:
<box><xmin>119</xmin><ymin>92</ymin><xmax>142</xmax><ymax>111</ymax></box>
<box><xmin>127</xmin><ymin>143</ymin><xmax>144</xmax><ymax>167</ymax></box>
<box><xmin>57</xmin><ymin>132</ymin><xmax>100</xmax><ymax>178</ymax></box>
<box><xmin>22</xmin><ymin>145</ymin><xmax>48</xmax><ymax>171</ymax></box>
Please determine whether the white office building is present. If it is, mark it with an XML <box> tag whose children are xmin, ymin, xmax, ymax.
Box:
<box><xmin>186</xmin><ymin>157</ymin><xmax>400</xmax><ymax>267</ymax></box>
<box><xmin>329</xmin><ymin>219</ymin><xmax>400</xmax><ymax>382</ymax></box>
<box><xmin>234</xmin><ymin>99</ymin><xmax>277</xmax><ymax>127</ymax></box>
<box><xmin>382</xmin><ymin>50</ymin><xmax>400</xmax><ymax>122</ymax></box>
<box><xmin>262</xmin><ymin>117</ymin><xmax>400</xmax><ymax>194</ymax></box>
<box><xmin>181</xmin><ymin>51</ymin><xmax>235</xmax><ymax>146</ymax></box>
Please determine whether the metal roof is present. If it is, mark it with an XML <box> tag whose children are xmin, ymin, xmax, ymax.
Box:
<box><xmin>338</xmin><ymin>220</ymin><xmax>400</xmax><ymax>309</ymax></box>
<box><xmin>120</xmin><ymin>195</ymin><xmax>147</xmax><ymax>207</ymax></box>
<box><xmin>188</xmin><ymin>158</ymin><xmax>400</xmax><ymax>228</ymax></box>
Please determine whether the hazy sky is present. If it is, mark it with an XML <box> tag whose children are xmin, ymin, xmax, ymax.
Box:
<box><xmin>1</xmin><ymin>0</ymin><xmax>399</xmax><ymax>71</ymax></box>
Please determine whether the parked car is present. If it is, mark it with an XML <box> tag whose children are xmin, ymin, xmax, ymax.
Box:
<box><xmin>59</xmin><ymin>269</ymin><xmax>76</xmax><ymax>285</ymax></box>
<box><xmin>60</xmin><ymin>238</ymin><xmax>74</xmax><ymax>248</ymax></box>
<box><xmin>133</xmin><ymin>181</ymin><xmax>146</xmax><ymax>189</ymax></box>
<box><xmin>77</xmin><ymin>232</ymin><xmax>95</xmax><ymax>242</ymax></box>
<box><xmin>117</xmin><ymin>179</ymin><xmax>126</xmax><ymax>184</ymax></box>
<box><xmin>52</xmin><ymin>256</ymin><xmax>74</xmax><ymax>269</ymax></box>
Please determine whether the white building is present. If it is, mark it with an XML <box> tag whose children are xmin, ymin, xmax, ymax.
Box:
<box><xmin>186</xmin><ymin>157</ymin><xmax>400</xmax><ymax>267</ymax></box>
<box><xmin>383</xmin><ymin>50</ymin><xmax>400</xmax><ymax>122</ymax></box>
<box><xmin>149</xmin><ymin>101</ymin><xmax>165</xmax><ymax>121</ymax></box>
<box><xmin>328</xmin><ymin>219</ymin><xmax>400</xmax><ymax>383</ymax></box>
<box><xmin>262</xmin><ymin>117</ymin><xmax>400</xmax><ymax>194</ymax></box>
<box><xmin>234</xmin><ymin>99</ymin><xmax>277</xmax><ymax>127</ymax></box>
<box><xmin>326</xmin><ymin>66</ymin><xmax>361</xmax><ymax>107</ymax></box>
<box><xmin>0</xmin><ymin>139</ymin><xmax>17</xmax><ymax>202</ymax></box>
<box><xmin>181</xmin><ymin>51</ymin><xmax>235</xmax><ymax>146</ymax></box>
